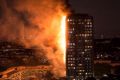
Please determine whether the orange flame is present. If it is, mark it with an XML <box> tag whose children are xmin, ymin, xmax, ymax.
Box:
<box><xmin>58</xmin><ymin>16</ymin><xmax>66</xmax><ymax>64</ymax></box>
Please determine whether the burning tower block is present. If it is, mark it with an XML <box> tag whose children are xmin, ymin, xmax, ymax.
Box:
<box><xmin>66</xmin><ymin>13</ymin><xmax>94</xmax><ymax>80</ymax></box>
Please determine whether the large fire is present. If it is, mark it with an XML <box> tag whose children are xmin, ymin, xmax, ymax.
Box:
<box><xmin>0</xmin><ymin>0</ymin><xmax>68</xmax><ymax>77</ymax></box>
<box><xmin>59</xmin><ymin>16</ymin><xmax>66</xmax><ymax>63</ymax></box>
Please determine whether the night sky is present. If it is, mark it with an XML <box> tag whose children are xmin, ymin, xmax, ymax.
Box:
<box><xmin>69</xmin><ymin>0</ymin><xmax>120</xmax><ymax>38</ymax></box>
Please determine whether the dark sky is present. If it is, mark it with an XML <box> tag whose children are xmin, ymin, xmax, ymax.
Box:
<box><xmin>69</xmin><ymin>0</ymin><xmax>120</xmax><ymax>38</ymax></box>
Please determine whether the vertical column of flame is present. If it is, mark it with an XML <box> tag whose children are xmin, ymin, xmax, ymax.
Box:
<box><xmin>59</xmin><ymin>16</ymin><xmax>66</xmax><ymax>63</ymax></box>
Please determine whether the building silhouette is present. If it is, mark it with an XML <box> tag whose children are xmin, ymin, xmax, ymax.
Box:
<box><xmin>94</xmin><ymin>38</ymin><xmax>120</xmax><ymax>61</ymax></box>
<box><xmin>94</xmin><ymin>38</ymin><xmax>120</xmax><ymax>79</ymax></box>
<box><xmin>0</xmin><ymin>41</ymin><xmax>49</xmax><ymax>71</ymax></box>
<box><xmin>66</xmin><ymin>13</ymin><xmax>94</xmax><ymax>80</ymax></box>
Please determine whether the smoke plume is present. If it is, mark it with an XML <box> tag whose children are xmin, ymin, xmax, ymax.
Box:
<box><xmin>0</xmin><ymin>0</ymin><xmax>68</xmax><ymax>77</ymax></box>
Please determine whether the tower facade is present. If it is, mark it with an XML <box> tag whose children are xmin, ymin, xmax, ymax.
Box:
<box><xmin>66</xmin><ymin>14</ymin><xmax>94</xmax><ymax>80</ymax></box>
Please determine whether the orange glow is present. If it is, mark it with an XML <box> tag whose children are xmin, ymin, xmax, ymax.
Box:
<box><xmin>58</xmin><ymin>16</ymin><xmax>66</xmax><ymax>63</ymax></box>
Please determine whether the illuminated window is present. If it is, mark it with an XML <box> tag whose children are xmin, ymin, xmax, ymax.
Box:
<box><xmin>69</xmin><ymin>31</ymin><xmax>73</xmax><ymax>34</ymax></box>
<box><xmin>85</xmin><ymin>58</ymin><xmax>90</xmax><ymax>60</ymax></box>
<box><xmin>82</xmin><ymin>52</ymin><xmax>85</xmax><ymax>54</ymax></box>
<box><xmin>87</xmin><ymin>22</ymin><xmax>90</xmax><ymax>24</ymax></box>
<box><xmin>87</xmin><ymin>19</ymin><xmax>91</xmax><ymax>22</ymax></box>
<box><xmin>79</xmin><ymin>73</ymin><xmax>82</xmax><ymax>75</ymax></box>
<box><xmin>71</xmin><ymin>64</ymin><xmax>74</xmax><ymax>66</ymax></box>
<box><xmin>68</xmin><ymin>19</ymin><xmax>70</xmax><ymax>21</ymax></box>
<box><xmin>81</xmin><ymin>22</ymin><xmax>84</xmax><ymax>24</ymax></box>
<box><xmin>89</xmin><ymin>22</ymin><xmax>92</xmax><ymax>24</ymax></box>
<box><xmin>68</xmin><ymin>19</ymin><xmax>73</xmax><ymax>21</ymax></box>
<box><xmin>79</xmin><ymin>70</ymin><xmax>82</xmax><ymax>72</ymax></box>
<box><xmin>85</xmin><ymin>73</ymin><xmax>88</xmax><ymax>75</ymax></box>
<box><xmin>78</xmin><ymin>64</ymin><xmax>82</xmax><ymax>66</ymax></box>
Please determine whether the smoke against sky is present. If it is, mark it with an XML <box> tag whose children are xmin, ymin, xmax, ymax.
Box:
<box><xmin>0</xmin><ymin>0</ymin><xmax>68</xmax><ymax>77</ymax></box>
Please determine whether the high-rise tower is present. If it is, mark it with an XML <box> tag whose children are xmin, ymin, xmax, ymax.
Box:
<box><xmin>66</xmin><ymin>14</ymin><xmax>94</xmax><ymax>80</ymax></box>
